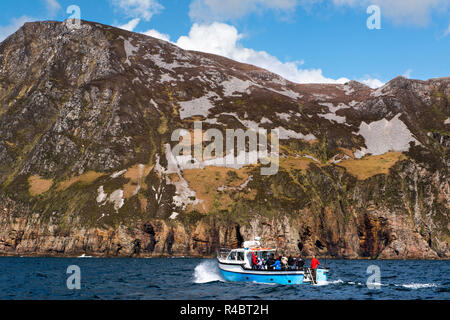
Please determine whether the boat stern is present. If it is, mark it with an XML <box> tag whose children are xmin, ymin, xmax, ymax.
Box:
<box><xmin>316</xmin><ymin>269</ymin><xmax>329</xmax><ymax>283</ymax></box>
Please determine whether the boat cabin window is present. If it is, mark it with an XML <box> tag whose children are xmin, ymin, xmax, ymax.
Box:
<box><xmin>258</xmin><ymin>251</ymin><xmax>274</xmax><ymax>261</ymax></box>
<box><xmin>228</xmin><ymin>251</ymin><xmax>236</xmax><ymax>260</ymax></box>
<box><xmin>237</xmin><ymin>252</ymin><xmax>244</xmax><ymax>261</ymax></box>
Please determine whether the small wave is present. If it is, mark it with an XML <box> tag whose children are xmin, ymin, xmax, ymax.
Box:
<box><xmin>315</xmin><ymin>279</ymin><xmax>344</xmax><ymax>286</ymax></box>
<box><xmin>398</xmin><ymin>283</ymin><xmax>437</xmax><ymax>289</ymax></box>
<box><xmin>193</xmin><ymin>260</ymin><xmax>224</xmax><ymax>284</ymax></box>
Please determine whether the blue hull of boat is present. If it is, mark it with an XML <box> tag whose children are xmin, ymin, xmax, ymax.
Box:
<box><xmin>220</xmin><ymin>268</ymin><xmax>328</xmax><ymax>285</ymax></box>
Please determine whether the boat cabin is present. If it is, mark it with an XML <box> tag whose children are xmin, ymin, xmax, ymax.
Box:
<box><xmin>218</xmin><ymin>241</ymin><xmax>276</xmax><ymax>269</ymax></box>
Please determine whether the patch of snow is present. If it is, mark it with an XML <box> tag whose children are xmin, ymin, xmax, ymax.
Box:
<box><xmin>349</xmin><ymin>100</ymin><xmax>359</xmax><ymax>107</ymax></box>
<box><xmin>328</xmin><ymin>154</ymin><xmax>350</xmax><ymax>164</ymax></box>
<box><xmin>169</xmin><ymin>212</ymin><xmax>179</xmax><ymax>220</ymax></box>
<box><xmin>218</xmin><ymin>175</ymin><xmax>253</xmax><ymax>192</ymax></box>
<box><xmin>96</xmin><ymin>186</ymin><xmax>125</xmax><ymax>212</ymax></box>
<box><xmin>221</xmin><ymin>77</ymin><xmax>254</xmax><ymax>96</ymax></box>
<box><xmin>312</xmin><ymin>93</ymin><xmax>332</xmax><ymax>101</ymax></box>
<box><xmin>276</xmin><ymin>112</ymin><xmax>291</xmax><ymax>121</ymax></box>
<box><xmin>111</xmin><ymin>170</ymin><xmax>127</xmax><ymax>179</ymax></box>
<box><xmin>342</xmin><ymin>83</ymin><xmax>355</xmax><ymax>95</ymax></box>
<box><xmin>145</xmin><ymin>53</ymin><xmax>193</xmax><ymax>71</ymax></box>
<box><xmin>276</xmin><ymin>127</ymin><xmax>317</xmax><ymax>141</ymax></box>
<box><xmin>123</xmin><ymin>38</ymin><xmax>139</xmax><ymax>66</ymax></box>
<box><xmin>302</xmin><ymin>154</ymin><xmax>320</xmax><ymax>163</ymax></box>
<box><xmin>109</xmin><ymin>189</ymin><xmax>125</xmax><ymax>212</ymax></box>
<box><xmin>371</xmin><ymin>84</ymin><xmax>393</xmax><ymax>98</ymax></box>
<box><xmin>132</xmin><ymin>164</ymin><xmax>145</xmax><ymax>196</ymax></box>
<box><xmin>319</xmin><ymin>102</ymin><xmax>350</xmax><ymax>114</ymax></box>
<box><xmin>204</xmin><ymin>118</ymin><xmax>218</xmax><ymax>124</ymax></box>
<box><xmin>260</xmin><ymin>117</ymin><xmax>273</xmax><ymax>124</ymax></box>
<box><xmin>96</xmin><ymin>186</ymin><xmax>108</xmax><ymax>203</ymax></box>
<box><xmin>270</xmin><ymin>76</ymin><xmax>287</xmax><ymax>86</ymax></box>
<box><xmin>160</xmin><ymin>73</ymin><xmax>177</xmax><ymax>83</ymax></box>
<box><xmin>354</xmin><ymin>113</ymin><xmax>419</xmax><ymax>158</ymax></box>
<box><xmin>162</xmin><ymin>145</ymin><xmax>202</xmax><ymax>210</ymax></box>
<box><xmin>267</xmin><ymin>88</ymin><xmax>303</xmax><ymax>100</ymax></box>
<box><xmin>179</xmin><ymin>92</ymin><xmax>220</xmax><ymax>120</ymax></box>
<box><xmin>444</xmin><ymin>118</ymin><xmax>450</xmax><ymax>125</ymax></box>
<box><xmin>150</xmin><ymin>99</ymin><xmax>159</xmax><ymax>111</ymax></box>
<box><xmin>318</xmin><ymin>113</ymin><xmax>346</xmax><ymax>124</ymax></box>
<box><xmin>238</xmin><ymin>175</ymin><xmax>253</xmax><ymax>189</ymax></box>
<box><xmin>317</xmin><ymin>102</ymin><xmax>349</xmax><ymax>124</ymax></box>
<box><xmin>353</xmin><ymin>149</ymin><xmax>367</xmax><ymax>159</ymax></box>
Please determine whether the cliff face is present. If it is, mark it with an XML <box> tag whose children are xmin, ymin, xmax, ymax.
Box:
<box><xmin>0</xmin><ymin>20</ymin><xmax>448</xmax><ymax>259</ymax></box>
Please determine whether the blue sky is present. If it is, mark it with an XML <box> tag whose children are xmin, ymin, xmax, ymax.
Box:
<box><xmin>0</xmin><ymin>0</ymin><xmax>449</xmax><ymax>87</ymax></box>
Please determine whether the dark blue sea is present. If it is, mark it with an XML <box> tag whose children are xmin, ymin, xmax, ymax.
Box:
<box><xmin>0</xmin><ymin>257</ymin><xmax>448</xmax><ymax>300</ymax></box>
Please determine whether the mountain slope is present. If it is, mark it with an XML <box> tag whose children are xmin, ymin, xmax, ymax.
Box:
<box><xmin>0</xmin><ymin>20</ymin><xmax>448</xmax><ymax>258</ymax></box>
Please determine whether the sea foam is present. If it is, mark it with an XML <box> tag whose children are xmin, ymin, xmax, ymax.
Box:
<box><xmin>193</xmin><ymin>260</ymin><xmax>224</xmax><ymax>284</ymax></box>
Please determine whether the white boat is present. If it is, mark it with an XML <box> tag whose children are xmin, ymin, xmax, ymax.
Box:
<box><xmin>217</xmin><ymin>240</ymin><xmax>329</xmax><ymax>285</ymax></box>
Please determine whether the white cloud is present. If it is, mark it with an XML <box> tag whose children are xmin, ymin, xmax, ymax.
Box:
<box><xmin>332</xmin><ymin>0</ymin><xmax>449</xmax><ymax>26</ymax></box>
<box><xmin>0</xmin><ymin>16</ymin><xmax>34</xmax><ymax>42</ymax></box>
<box><xmin>444</xmin><ymin>24</ymin><xmax>450</xmax><ymax>37</ymax></box>
<box><xmin>189</xmin><ymin>0</ymin><xmax>298</xmax><ymax>22</ymax></box>
<box><xmin>44</xmin><ymin>0</ymin><xmax>62</xmax><ymax>17</ymax></box>
<box><xmin>118</xmin><ymin>18</ymin><xmax>141</xmax><ymax>31</ymax></box>
<box><xmin>112</xmin><ymin>0</ymin><xmax>164</xmax><ymax>21</ymax></box>
<box><xmin>116</xmin><ymin>17</ymin><xmax>171</xmax><ymax>42</ymax></box>
<box><xmin>175</xmin><ymin>22</ymin><xmax>358</xmax><ymax>85</ymax></box>
<box><xmin>360</xmin><ymin>77</ymin><xmax>385</xmax><ymax>89</ymax></box>
<box><xmin>402</xmin><ymin>69</ymin><xmax>413</xmax><ymax>79</ymax></box>
<box><xmin>142</xmin><ymin>29</ymin><xmax>171</xmax><ymax>42</ymax></box>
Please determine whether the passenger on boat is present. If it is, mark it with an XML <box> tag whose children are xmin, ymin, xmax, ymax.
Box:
<box><xmin>311</xmin><ymin>255</ymin><xmax>320</xmax><ymax>281</ymax></box>
<box><xmin>271</xmin><ymin>258</ymin><xmax>282</xmax><ymax>270</ymax></box>
<box><xmin>258</xmin><ymin>258</ymin><xmax>264</xmax><ymax>269</ymax></box>
<box><xmin>311</xmin><ymin>255</ymin><xmax>320</xmax><ymax>269</ymax></box>
<box><xmin>266</xmin><ymin>254</ymin><xmax>276</xmax><ymax>270</ymax></box>
<box><xmin>281</xmin><ymin>256</ymin><xmax>288</xmax><ymax>270</ymax></box>
<box><xmin>288</xmin><ymin>256</ymin><xmax>295</xmax><ymax>270</ymax></box>
<box><xmin>251</xmin><ymin>252</ymin><xmax>258</xmax><ymax>269</ymax></box>
<box><xmin>296</xmin><ymin>255</ymin><xmax>305</xmax><ymax>269</ymax></box>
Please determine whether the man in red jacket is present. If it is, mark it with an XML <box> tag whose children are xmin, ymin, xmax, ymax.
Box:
<box><xmin>311</xmin><ymin>255</ymin><xmax>320</xmax><ymax>269</ymax></box>
<box><xmin>251</xmin><ymin>252</ymin><xmax>258</xmax><ymax>269</ymax></box>
<box><xmin>310</xmin><ymin>255</ymin><xmax>320</xmax><ymax>283</ymax></box>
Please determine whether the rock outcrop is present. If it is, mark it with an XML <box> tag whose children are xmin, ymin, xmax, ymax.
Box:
<box><xmin>0</xmin><ymin>20</ymin><xmax>448</xmax><ymax>259</ymax></box>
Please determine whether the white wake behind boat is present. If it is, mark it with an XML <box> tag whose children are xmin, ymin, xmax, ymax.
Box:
<box><xmin>217</xmin><ymin>240</ymin><xmax>329</xmax><ymax>285</ymax></box>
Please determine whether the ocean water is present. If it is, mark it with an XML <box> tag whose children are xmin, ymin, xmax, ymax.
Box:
<box><xmin>0</xmin><ymin>257</ymin><xmax>448</xmax><ymax>300</ymax></box>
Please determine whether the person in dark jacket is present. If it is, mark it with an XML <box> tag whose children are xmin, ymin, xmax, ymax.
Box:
<box><xmin>296</xmin><ymin>255</ymin><xmax>305</xmax><ymax>270</ymax></box>
<box><xmin>265</xmin><ymin>254</ymin><xmax>276</xmax><ymax>270</ymax></box>
<box><xmin>288</xmin><ymin>255</ymin><xmax>294</xmax><ymax>264</ymax></box>
<box><xmin>288</xmin><ymin>255</ymin><xmax>295</xmax><ymax>270</ymax></box>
